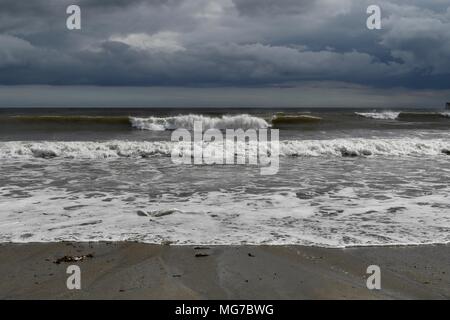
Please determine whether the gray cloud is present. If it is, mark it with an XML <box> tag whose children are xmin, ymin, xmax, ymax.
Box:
<box><xmin>0</xmin><ymin>0</ymin><xmax>449</xmax><ymax>89</ymax></box>
<box><xmin>232</xmin><ymin>0</ymin><xmax>314</xmax><ymax>16</ymax></box>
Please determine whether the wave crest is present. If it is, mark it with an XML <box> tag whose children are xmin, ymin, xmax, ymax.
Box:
<box><xmin>355</xmin><ymin>112</ymin><xmax>400</xmax><ymax>120</ymax></box>
<box><xmin>130</xmin><ymin>114</ymin><xmax>269</xmax><ymax>131</ymax></box>
<box><xmin>1</xmin><ymin>138</ymin><xmax>449</xmax><ymax>159</ymax></box>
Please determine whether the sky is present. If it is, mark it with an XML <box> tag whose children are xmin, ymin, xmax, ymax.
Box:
<box><xmin>0</xmin><ymin>0</ymin><xmax>449</xmax><ymax>107</ymax></box>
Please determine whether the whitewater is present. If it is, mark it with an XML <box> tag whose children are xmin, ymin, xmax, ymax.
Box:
<box><xmin>1</xmin><ymin>110</ymin><xmax>449</xmax><ymax>247</ymax></box>
<box><xmin>0</xmin><ymin>138</ymin><xmax>449</xmax><ymax>159</ymax></box>
<box><xmin>355</xmin><ymin>111</ymin><xmax>400</xmax><ymax>120</ymax></box>
<box><xmin>1</xmin><ymin>153</ymin><xmax>449</xmax><ymax>247</ymax></box>
<box><xmin>130</xmin><ymin>114</ymin><xmax>270</xmax><ymax>131</ymax></box>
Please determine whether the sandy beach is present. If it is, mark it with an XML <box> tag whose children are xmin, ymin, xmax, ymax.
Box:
<box><xmin>0</xmin><ymin>242</ymin><xmax>448</xmax><ymax>299</ymax></box>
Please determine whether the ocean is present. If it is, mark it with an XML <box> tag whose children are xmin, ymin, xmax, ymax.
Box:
<box><xmin>0</xmin><ymin>108</ymin><xmax>449</xmax><ymax>247</ymax></box>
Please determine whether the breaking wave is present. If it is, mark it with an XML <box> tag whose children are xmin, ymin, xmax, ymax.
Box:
<box><xmin>130</xmin><ymin>114</ymin><xmax>269</xmax><ymax>131</ymax></box>
<box><xmin>356</xmin><ymin>111</ymin><xmax>450</xmax><ymax>121</ymax></box>
<box><xmin>355</xmin><ymin>111</ymin><xmax>400</xmax><ymax>120</ymax></box>
<box><xmin>1</xmin><ymin>138</ymin><xmax>449</xmax><ymax>159</ymax></box>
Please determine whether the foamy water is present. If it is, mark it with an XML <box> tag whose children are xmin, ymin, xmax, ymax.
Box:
<box><xmin>355</xmin><ymin>111</ymin><xmax>400</xmax><ymax>120</ymax></box>
<box><xmin>1</xmin><ymin>182</ymin><xmax>448</xmax><ymax>246</ymax></box>
<box><xmin>0</xmin><ymin>150</ymin><xmax>449</xmax><ymax>247</ymax></box>
<box><xmin>1</xmin><ymin>111</ymin><xmax>449</xmax><ymax>247</ymax></box>
<box><xmin>130</xmin><ymin>114</ymin><xmax>270</xmax><ymax>131</ymax></box>
<box><xmin>0</xmin><ymin>138</ymin><xmax>449</xmax><ymax>159</ymax></box>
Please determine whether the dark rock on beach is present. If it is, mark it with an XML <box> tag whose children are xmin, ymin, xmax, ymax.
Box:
<box><xmin>53</xmin><ymin>253</ymin><xmax>93</xmax><ymax>264</ymax></box>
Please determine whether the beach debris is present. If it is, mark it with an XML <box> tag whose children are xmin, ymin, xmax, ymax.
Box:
<box><xmin>248</xmin><ymin>253</ymin><xmax>255</xmax><ymax>257</ymax></box>
<box><xmin>53</xmin><ymin>253</ymin><xmax>93</xmax><ymax>264</ymax></box>
<box><xmin>195</xmin><ymin>253</ymin><xmax>209</xmax><ymax>258</ymax></box>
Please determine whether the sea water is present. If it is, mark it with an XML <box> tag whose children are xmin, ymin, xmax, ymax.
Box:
<box><xmin>0</xmin><ymin>108</ymin><xmax>449</xmax><ymax>247</ymax></box>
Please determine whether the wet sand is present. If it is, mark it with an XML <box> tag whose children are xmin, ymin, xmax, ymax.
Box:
<box><xmin>0</xmin><ymin>242</ymin><xmax>448</xmax><ymax>299</ymax></box>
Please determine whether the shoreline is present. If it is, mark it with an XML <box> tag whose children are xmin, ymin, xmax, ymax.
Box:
<box><xmin>0</xmin><ymin>242</ymin><xmax>448</xmax><ymax>299</ymax></box>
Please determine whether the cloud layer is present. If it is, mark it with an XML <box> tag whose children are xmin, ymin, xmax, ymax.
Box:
<box><xmin>0</xmin><ymin>0</ymin><xmax>449</xmax><ymax>89</ymax></box>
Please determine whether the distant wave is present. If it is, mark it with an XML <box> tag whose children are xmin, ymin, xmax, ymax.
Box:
<box><xmin>356</xmin><ymin>111</ymin><xmax>450</xmax><ymax>121</ymax></box>
<box><xmin>355</xmin><ymin>111</ymin><xmax>400</xmax><ymax>120</ymax></box>
<box><xmin>1</xmin><ymin>138</ymin><xmax>449</xmax><ymax>159</ymax></box>
<box><xmin>130</xmin><ymin>114</ymin><xmax>269</xmax><ymax>131</ymax></box>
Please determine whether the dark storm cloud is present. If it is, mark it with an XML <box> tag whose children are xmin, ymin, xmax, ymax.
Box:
<box><xmin>232</xmin><ymin>0</ymin><xmax>314</xmax><ymax>16</ymax></box>
<box><xmin>0</xmin><ymin>0</ymin><xmax>449</xmax><ymax>89</ymax></box>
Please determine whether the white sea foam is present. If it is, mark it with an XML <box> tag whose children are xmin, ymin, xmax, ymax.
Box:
<box><xmin>279</xmin><ymin>138</ymin><xmax>450</xmax><ymax>157</ymax></box>
<box><xmin>1</xmin><ymin>185</ymin><xmax>449</xmax><ymax>247</ymax></box>
<box><xmin>130</xmin><ymin>114</ymin><xmax>270</xmax><ymax>131</ymax></box>
<box><xmin>1</xmin><ymin>138</ymin><xmax>449</xmax><ymax>159</ymax></box>
<box><xmin>441</xmin><ymin>112</ymin><xmax>450</xmax><ymax>118</ymax></box>
<box><xmin>355</xmin><ymin>111</ymin><xmax>400</xmax><ymax>120</ymax></box>
<box><xmin>1</xmin><ymin>139</ymin><xmax>449</xmax><ymax>247</ymax></box>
